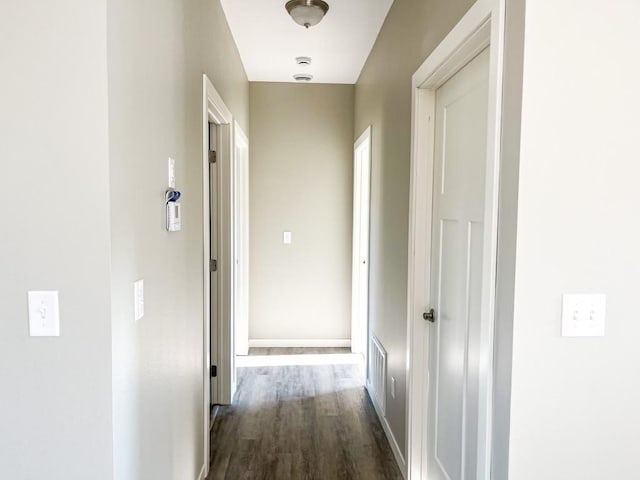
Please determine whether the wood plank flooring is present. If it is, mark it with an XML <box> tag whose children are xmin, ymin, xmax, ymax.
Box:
<box><xmin>207</xmin><ymin>356</ymin><xmax>403</xmax><ymax>479</ymax></box>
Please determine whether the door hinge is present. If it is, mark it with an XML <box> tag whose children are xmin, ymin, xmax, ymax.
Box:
<box><xmin>210</xmin><ymin>259</ymin><xmax>217</xmax><ymax>272</ymax></box>
<box><xmin>209</xmin><ymin>150</ymin><xmax>217</xmax><ymax>164</ymax></box>
<box><xmin>210</xmin><ymin>365</ymin><xmax>217</xmax><ymax>378</ymax></box>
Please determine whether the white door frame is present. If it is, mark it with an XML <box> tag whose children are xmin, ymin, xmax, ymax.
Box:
<box><xmin>351</xmin><ymin>126</ymin><xmax>372</xmax><ymax>361</ymax></box>
<box><xmin>202</xmin><ymin>74</ymin><xmax>235</xmax><ymax>478</ymax></box>
<box><xmin>405</xmin><ymin>1</ymin><xmax>506</xmax><ymax>479</ymax></box>
<box><xmin>233</xmin><ymin>121</ymin><xmax>250</xmax><ymax>357</ymax></box>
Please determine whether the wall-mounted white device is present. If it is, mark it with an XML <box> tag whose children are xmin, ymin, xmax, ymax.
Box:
<box><xmin>165</xmin><ymin>189</ymin><xmax>181</xmax><ymax>232</ymax></box>
<box><xmin>28</xmin><ymin>290</ymin><xmax>60</xmax><ymax>336</ymax></box>
<box><xmin>562</xmin><ymin>293</ymin><xmax>606</xmax><ymax>337</ymax></box>
<box><xmin>134</xmin><ymin>279</ymin><xmax>144</xmax><ymax>321</ymax></box>
<box><xmin>167</xmin><ymin>202</ymin><xmax>181</xmax><ymax>231</ymax></box>
<box><xmin>168</xmin><ymin>157</ymin><xmax>176</xmax><ymax>189</ymax></box>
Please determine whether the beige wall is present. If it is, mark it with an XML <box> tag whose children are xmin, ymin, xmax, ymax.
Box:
<box><xmin>107</xmin><ymin>0</ymin><xmax>248</xmax><ymax>478</ymax></box>
<box><xmin>355</xmin><ymin>0</ymin><xmax>475</xmax><ymax>455</ymax></box>
<box><xmin>0</xmin><ymin>1</ymin><xmax>114</xmax><ymax>478</ymax></box>
<box><xmin>1</xmin><ymin>0</ymin><xmax>249</xmax><ymax>476</ymax></box>
<box><xmin>508</xmin><ymin>1</ymin><xmax>640</xmax><ymax>478</ymax></box>
<box><xmin>249</xmin><ymin>82</ymin><xmax>354</xmax><ymax>342</ymax></box>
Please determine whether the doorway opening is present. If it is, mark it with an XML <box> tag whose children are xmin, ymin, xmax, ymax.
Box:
<box><xmin>406</xmin><ymin>2</ymin><xmax>507</xmax><ymax>479</ymax></box>
<box><xmin>202</xmin><ymin>74</ymin><xmax>235</xmax><ymax>479</ymax></box>
<box><xmin>351</xmin><ymin>126</ymin><xmax>372</xmax><ymax>364</ymax></box>
<box><xmin>209</xmin><ymin>120</ymin><xmax>219</xmax><ymax>406</ymax></box>
<box><xmin>425</xmin><ymin>46</ymin><xmax>489</xmax><ymax>480</ymax></box>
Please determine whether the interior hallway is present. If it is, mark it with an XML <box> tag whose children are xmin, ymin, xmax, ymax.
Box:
<box><xmin>207</xmin><ymin>350</ymin><xmax>403</xmax><ymax>479</ymax></box>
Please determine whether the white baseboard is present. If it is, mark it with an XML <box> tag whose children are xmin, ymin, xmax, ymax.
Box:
<box><xmin>211</xmin><ymin>404</ymin><xmax>220</xmax><ymax>424</ymax></box>
<box><xmin>366</xmin><ymin>381</ymin><xmax>407</xmax><ymax>479</ymax></box>
<box><xmin>237</xmin><ymin>352</ymin><xmax>363</xmax><ymax>368</ymax></box>
<box><xmin>248</xmin><ymin>338</ymin><xmax>351</xmax><ymax>348</ymax></box>
<box><xmin>197</xmin><ymin>463</ymin><xmax>205</xmax><ymax>480</ymax></box>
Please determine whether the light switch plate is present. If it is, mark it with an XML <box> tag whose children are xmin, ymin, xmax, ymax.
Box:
<box><xmin>134</xmin><ymin>279</ymin><xmax>144</xmax><ymax>321</ymax></box>
<box><xmin>283</xmin><ymin>231</ymin><xmax>292</xmax><ymax>244</ymax></box>
<box><xmin>562</xmin><ymin>294</ymin><xmax>606</xmax><ymax>337</ymax></box>
<box><xmin>28</xmin><ymin>291</ymin><xmax>60</xmax><ymax>337</ymax></box>
<box><xmin>168</xmin><ymin>157</ymin><xmax>176</xmax><ymax>189</ymax></box>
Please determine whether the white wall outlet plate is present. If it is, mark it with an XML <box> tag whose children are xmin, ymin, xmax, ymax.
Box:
<box><xmin>134</xmin><ymin>279</ymin><xmax>144</xmax><ymax>321</ymax></box>
<box><xmin>562</xmin><ymin>294</ymin><xmax>606</xmax><ymax>337</ymax></box>
<box><xmin>28</xmin><ymin>291</ymin><xmax>60</xmax><ymax>336</ymax></box>
<box><xmin>283</xmin><ymin>231</ymin><xmax>292</xmax><ymax>244</ymax></box>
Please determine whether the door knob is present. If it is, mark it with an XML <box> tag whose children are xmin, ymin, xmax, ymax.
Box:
<box><xmin>423</xmin><ymin>308</ymin><xmax>436</xmax><ymax>323</ymax></box>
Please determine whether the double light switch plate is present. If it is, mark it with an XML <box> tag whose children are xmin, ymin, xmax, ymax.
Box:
<box><xmin>562</xmin><ymin>294</ymin><xmax>606</xmax><ymax>337</ymax></box>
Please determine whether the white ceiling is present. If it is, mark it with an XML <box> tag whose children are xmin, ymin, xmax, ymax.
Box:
<box><xmin>220</xmin><ymin>0</ymin><xmax>394</xmax><ymax>84</ymax></box>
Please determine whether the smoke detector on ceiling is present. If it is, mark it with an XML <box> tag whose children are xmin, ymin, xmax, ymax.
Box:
<box><xmin>296</xmin><ymin>56</ymin><xmax>312</xmax><ymax>66</ymax></box>
<box><xmin>293</xmin><ymin>73</ymin><xmax>313</xmax><ymax>82</ymax></box>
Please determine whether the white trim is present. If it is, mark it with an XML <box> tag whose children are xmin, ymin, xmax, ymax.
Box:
<box><xmin>354</xmin><ymin>125</ymin><xmax>372</xmax><ymax>152</ymax></box>
<box><xmin>247</xmin><ymin>338</ymin><xmax>352</xmax><ymax>348</ymax></box>
<box><xmin>237</xmin><ymin>353</ymin><xmax>363</xmax><ymax>367</ymax></box>
<box><xmin>232</xmin><ymin>121</ymin><xmax>250</xmax><ymax>358</ymax></box>
<box><xmin>366</xmin><ymin>382</ymin><xmax>408</xmax><ymax>479</ymax></box>
<box><xmin>405</xmin><ymin>0</ymin><xmax>506</xmax><ymax>479</ymax></box>
<box><xmin>202</xmin><ymin>74</ymin><xmax>235</xmax><ymax>480</ymax></box>
<box><xmin>197</xmin><ymin>464</ymin><xmax>205</xmax><ymax>480</ymax></box>
<box><xmin>204</xmin><ymin>77</ymin><xmax>232</xmax><ymax>124</ymax></box>
<box><xmin>411</xmin><ymin>3</ymin><xmax>492</xmax><ymax>91</ymax></box>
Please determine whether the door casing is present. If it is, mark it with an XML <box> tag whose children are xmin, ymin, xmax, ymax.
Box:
<box><xmin>233</xmin><ymin>121</ymin><xmax>250</xmax><ymax>357</ymax></box>
<box><xmin>405</xmin><ymin>1</ymin><xmax>507</xmax><ymax>478</ymax></box>
<box><xmin>202</xmin><ymin>74</ymin><xmax>235</xmax><ymax>479</ymax></box>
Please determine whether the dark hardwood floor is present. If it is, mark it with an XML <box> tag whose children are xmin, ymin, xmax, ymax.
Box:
<box><xmin>207</xmin><ymin>356</ymin><xmax>403</xmax><ymax>479</ymax></box>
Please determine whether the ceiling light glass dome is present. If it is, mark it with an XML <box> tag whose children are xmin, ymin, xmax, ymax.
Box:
<box><xmin>285</xmin><ymin>0</ymin><xmax>330</xmax><ymax>29</ymax></box>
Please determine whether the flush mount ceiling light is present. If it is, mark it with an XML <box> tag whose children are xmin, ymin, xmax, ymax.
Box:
<box><xmin>293</xmin><ymin>73</ymin><xmax>313</xmax><ymax>81</ymax></box>
<box><xmin>296</xmin><ymin>56</ymin><xmax>312</xmax><ymax>65</ymax></box>
<box><xmin>285</xmin><ymin>0</ymin><xmax>329</xmax><ymax>29</ymax></box>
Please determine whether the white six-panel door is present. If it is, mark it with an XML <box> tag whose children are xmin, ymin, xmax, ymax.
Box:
<box><xmin>426</xmin><ymin>48</ymin><xmax>489</xmax><ymax>480</ymax></box>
